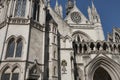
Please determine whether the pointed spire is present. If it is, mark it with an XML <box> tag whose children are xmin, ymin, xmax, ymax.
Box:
<box><xmin>55</xmin><ymin>0</ymin><xmax>59</xmax><ymax>6</ymax></box>
<box><xmin>59</xmin><ymin>4</ymin><xmax>63</xmax><ymax>18</ymax></box>
<box><xmin>74</xmin><ymin>0</ymin><xmax>76</xmax><ymax>5</ymax></box>
<box><xmin>55</xmin><ymin>0</ymin><xmax>59</xmax><ymax>13</ymax></box>
<box><xmin>92</xmin><ymin>0</ymin><xmax>95</xmax><ymax>9</ymax></box>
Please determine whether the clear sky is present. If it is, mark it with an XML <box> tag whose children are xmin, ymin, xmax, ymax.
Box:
<box><xmin>50</xmin><ymin>0</ymin><xmax>120</xmax><ymax>39</ymax></box>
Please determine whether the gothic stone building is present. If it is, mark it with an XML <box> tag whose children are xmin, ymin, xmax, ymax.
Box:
<box><xmin>0</xmin><ymin>0</ymin><xmax>120</xmax><ymax>80</ymax></box>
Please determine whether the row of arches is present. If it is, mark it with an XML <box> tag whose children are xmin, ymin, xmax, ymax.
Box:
<box><xmin>73</xmin><ymin>41</ymin><xmax>120</xmax><ymax>54</ymax></box>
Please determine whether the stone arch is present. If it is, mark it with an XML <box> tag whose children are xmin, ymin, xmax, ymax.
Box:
<box><xmin>64</xmin><ymin>35</ymin><xmax>72</xmax><ymax>42</ymax></box>
<box><xmin>85</xmin><ymin>57</ymin><xmax>120</xmax><ymax>80</ymax></box>
<box><xmin>12</xmin><ymin>63</ymin><xmax>22</xmax><ymax>73</ymax></box>
<box><xmin>6</xmin><ymin>35</ymin><xmax>26</xmax><ymax>43</ymax></box>
<box><xmin>96</xmin><ymin>42</ymin><xmax>101</xmax><ymax>50</ymax></box>
<box><xmin>0</xmin><ymin>63</ymin><xmax>11</xmax><ymax>74</ymax></box>
<box><xmin>83</xmin><ymin>44</ymin><xmax>87</xmax><ymax>53</ymax></box>
<box><xmin>103</xmin><ymin>42</ymin><xmax>108</xmax><ymax>51</ymax></box>
<box><xmin>6</xmin><ymin>35</ymin><xmax>16</xmax><ymax>43</ymax></box>
<box><xmin>72</xmin><ymin>31</ymin><xmax>92</xmax><ymax>42</ymax></box>
<box><xmin>93</xmin><ymin>67</ymin><xmax>112</xmax><ymax>80</ymax></box>
<box><xmin>17</xmin><ymin>35</ymin><xmax>26</xmax><ymax>43</ymax></box>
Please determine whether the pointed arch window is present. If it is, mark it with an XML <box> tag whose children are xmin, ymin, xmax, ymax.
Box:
<box><xmin>6</xmin><ymin>38</ymin><xmax>15</xmax><ymax>58</ymax></box>
<box><xmin>1</xmin><ymin>67</ymin><xmax>20</xmax><ymax>80</ymax></box>
<box><xmin>15</xmin><ymin>38</ymin><xmax>23</xmax><ymax>57</ymax></box>
<box><xmin>6</xmin><ymin>37</ymin><xmax>23</xmax><ymax>58</ymax></box>
<box><xmin>14</xmin><ymin>0</ymin><xmax>26</xmax><ymax>17</ymax></box>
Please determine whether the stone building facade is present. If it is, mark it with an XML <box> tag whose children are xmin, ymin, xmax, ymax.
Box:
<box><xmin>0</xmin><ymin>0</ymin><xmax>120</xmax><ymax>80</ymax></box>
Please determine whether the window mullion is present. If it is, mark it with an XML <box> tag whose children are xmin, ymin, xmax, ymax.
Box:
<box><xmin>10</xmin><ymin>72</ymin><xmax>12</xmax><ymax>80</ymax></box>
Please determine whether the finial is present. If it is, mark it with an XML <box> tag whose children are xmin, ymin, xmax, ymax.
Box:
<box><xmin>55</xmin><ymin>0</ymin><xmax>58</xmax><ymax>6</ymax></box>
<box><xmin>74</xmin><ymin>0</ymin><xmax>76</xmax><ymax>5</ymax></box>
<box><xmin>92</xmin><ymin>0</ymin><xmax>95</xmax><ymax>9</ymax></box>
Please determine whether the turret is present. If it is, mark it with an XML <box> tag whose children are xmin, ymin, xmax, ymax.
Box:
<box><xmin>88</xmin><ymin>6</ymin><xmax>92</xmax><ymax>22</ymax></box>
<box><xmin>91</xmin><ymin>1</ymin><xmax>101</xmax><ymax>23</ymax></box>
<box><xmin>54</xmin><ymin>0</ymin><xmax>63</xmax><ymax>18</ymax></box>
<box><xmin>88</xmin><ymin>1</ymin><xmax>105</xmax><ymax>40</ymax></box>
<box><xmin>88</xmin><ymin>1</ymin><xmax>101</xmax><ymax>24</ymax></box>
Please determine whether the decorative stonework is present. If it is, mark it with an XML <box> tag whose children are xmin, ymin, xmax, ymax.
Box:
<box><xmin>31</xmin><ymin>20</ymin><xmax>44</xmax><ymax>31</ymax></box>
<box><xmin>9</xmin><ymin>18</ymin><xmax>29</xmax><ymax>25</ymax></box>
<box><xmin>73</xmin><ymin>41</ymin><xmax>120</xmax><ymax>54</ymax></box>
<box><xmin>71</xmin><ymin>12</ymin><xmax>81</xmax><ymax>23</ymax></box>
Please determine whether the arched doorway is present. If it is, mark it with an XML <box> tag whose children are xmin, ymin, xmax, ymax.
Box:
<box><xmin>93</xmin><ymin>67</ymin><xmax>112</xmax><ymax>80</ymax></box>
<box><xmin>86</xmin><ymin>57</ymin><xmax>120</xmax><ymax>80</ymax></box>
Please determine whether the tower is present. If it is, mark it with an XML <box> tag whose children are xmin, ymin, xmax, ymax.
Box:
<box><xmin>0</xmin><ymin>0</ymin><xmax>47</xmax><ymax>80</ymax></box>
<box><xmin>87</xmin><ymin>1</ymin><xmax>105</xmax><ymax>40</ymax></box>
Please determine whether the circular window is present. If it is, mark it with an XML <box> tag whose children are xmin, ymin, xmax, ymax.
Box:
<box><xmin>71</xmin><ymin>12</ymin><xmax>81</xmax><ymax>23</ymax></box>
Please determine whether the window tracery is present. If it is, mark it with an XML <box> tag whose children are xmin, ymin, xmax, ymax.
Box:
<box><xmin>6</xmin><ymin>37</ymin><xmax>23</xmax><ymax>58</ymax></box>
<box><xmin>14</xmin><ymin>0</ymin><xmax>26</xmax><ymax>17</ymax></box>
<box><xmin>72</xmin><ymin>32</ymin><xmax>90</xmax><ymax>42</ymax></box>
<box><xmin>1</xmin><ymin>67</ymin><xmax>20</xmax><ymax>80</ymax></box>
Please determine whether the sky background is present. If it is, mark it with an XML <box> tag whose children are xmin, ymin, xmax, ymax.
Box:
<box><xmin>50</xmin><ymin>0</ymin><xmax>120</xmax><ymax>39</ymax></box>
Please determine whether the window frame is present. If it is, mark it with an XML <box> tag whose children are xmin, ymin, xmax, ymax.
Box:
<box><xmin>1</xmin><ymin>67</ymin><xmax>20</xmax><ymax>80</ymax></box>
<box><xmin>6</xmin><ymin>38</ymin><xmax>15</xmax><ymax>58</ymax></box>
<box><xmin>14</xmin><ymin>0</ymin><xmax>27</xmax><ymax>17</ymax></box>
<box><xmin>5</xmin><ymin>37</ymin><xmax>23</xmax><ymax>59</ymax></box>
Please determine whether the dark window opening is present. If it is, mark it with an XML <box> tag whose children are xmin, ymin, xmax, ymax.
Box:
<box><xmin>93</xmin><ymin>67</ymin><xmax>112</xmax><ymax>80</ymax></box>
<box><xmin>6</xmin><ymin>38</ymin><xmax>15</xmax><ymax>58</ymax></box>
<box><xmin>15</xmin><ymin>38</ymin><xmax>22</xmax><ymax>57</ymax></box>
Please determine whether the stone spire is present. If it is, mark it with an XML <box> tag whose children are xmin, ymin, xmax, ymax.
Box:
<box><xmin>92</xmin><ymin>0</ymin><xmax>95</xmax><ymax>9</ymax></box>
<box><xmin>54</xmin><ymin>0</ymin><xmax>63</xmax><ymax>18</ymax></box>
<box><xmin>90</xmin><ymin>1</ymin><xmax>101</xmax><ymax>23</ymax></box>
<box><xmin>66</xmin><ymin>0</ymin><xmax>74</xmax><ymax>15</ymax></box>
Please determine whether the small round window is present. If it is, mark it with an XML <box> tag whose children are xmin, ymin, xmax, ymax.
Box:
<box><xmin>71</xmin><ymin>12</ymin><xmax>81</xmax><ymax>23</ymax></box>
